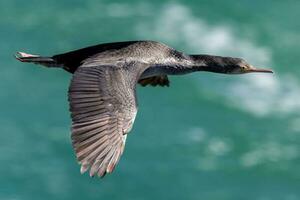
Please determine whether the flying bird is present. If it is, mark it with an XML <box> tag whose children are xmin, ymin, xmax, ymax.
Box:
<box><xmin>15</xmin><ymin>40</ymin><xmax>273</xmax><ymax>177</ymax></box>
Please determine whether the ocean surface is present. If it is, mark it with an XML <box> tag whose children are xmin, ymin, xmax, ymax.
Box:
<box><xmin>1</xmin><ymin>0</ymin><xmax>300</xmax><ymax>199</ymax></box>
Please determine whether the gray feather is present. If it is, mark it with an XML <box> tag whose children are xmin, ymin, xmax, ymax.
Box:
<box><xmin>68</xmin><ymin>63</ymin><xmax>140</xmax><ymax>177</ymax></box>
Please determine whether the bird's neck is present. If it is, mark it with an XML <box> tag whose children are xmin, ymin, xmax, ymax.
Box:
<box><xmin>189</xmin><ymin>54</ymin><xmax>226</xmax><ymax>73</ymax></box>
<box><xmin>142</xmin><ymin>54</ymin><xmax>228</xmax><ymax>77</ymax></box>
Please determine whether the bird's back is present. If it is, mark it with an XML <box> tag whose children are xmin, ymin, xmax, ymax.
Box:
<box><xmin>53</xmin><ymin>40</ymin><xmax>173</xmax><ymax>72</ymax></box>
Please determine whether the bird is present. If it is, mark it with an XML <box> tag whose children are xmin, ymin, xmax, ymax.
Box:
<box><xmin>15</xmin><ymin>40</ymin><xmax>273</xmax><ymax>178</ymax></box>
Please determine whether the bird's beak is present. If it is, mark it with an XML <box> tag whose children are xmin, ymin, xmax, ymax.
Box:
<box><xmin>247</xmin><ymin>66</ymin><xmax>273</xmax><ymax>73</ymax></box>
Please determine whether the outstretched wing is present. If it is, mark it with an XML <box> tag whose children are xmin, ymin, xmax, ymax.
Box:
<box><xmin>68</xmin><ymin>64</ymin><xmax>138</xmax><ymax>177</ymax></box>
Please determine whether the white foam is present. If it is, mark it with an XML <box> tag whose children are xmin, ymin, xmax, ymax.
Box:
<box><xmin>227</xmin><ymin>74</ymin><xmax>300</xmax><ymax>116</ymax></box>
<box><xmin>207</xmin><ymin>137</ymin><xmax>232</xmax><ymax>156</ymax></box>
<box><xmin>196</xmin><ymin>136</ymin><xmax>232</xmax><ymax>171</ymax></box>
<box><xmin>240</xmin><ymin>141</ymin><xmax>299</xmax><ymax>167</ymax></box>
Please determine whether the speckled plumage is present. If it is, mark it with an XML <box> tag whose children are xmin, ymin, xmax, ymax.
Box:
<box><xmin>16</xmin><ymin>40</ymin><xmax>272</xmax><ymax>178</ymax></box>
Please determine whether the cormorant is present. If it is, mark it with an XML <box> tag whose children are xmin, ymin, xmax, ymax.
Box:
<box><xmin>15</xmin><ymin>40</ymin><xmax>273</xmax><ymax>177</ymax></box>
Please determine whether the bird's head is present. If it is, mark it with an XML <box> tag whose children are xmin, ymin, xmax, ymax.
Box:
<box><xmin>222</xmin><ymin>57</ymin><xmax>273</xmax><ymax>74</ymax></box>
<box><xmin>190</xmin><ymin>55</ymin><xmax>273</xmax><ymax>74</ymax></box>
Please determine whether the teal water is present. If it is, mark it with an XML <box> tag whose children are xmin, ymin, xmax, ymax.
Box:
<box><xmin>1</xmin><ymin>0</ymin><xmax>300</xmax><ymax>199</ymax></box>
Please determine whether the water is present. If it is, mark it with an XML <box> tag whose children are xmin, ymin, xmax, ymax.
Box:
<box><xmin>1</xmin><ymin>0</ymin><xmax>300</xmax><ymax>199</ymax></box>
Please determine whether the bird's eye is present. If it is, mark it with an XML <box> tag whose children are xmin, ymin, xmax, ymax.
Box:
<box><xmin>241</xmin><ymin>66</ymin><xmax>247</xmax><ymax>71</ymax></box>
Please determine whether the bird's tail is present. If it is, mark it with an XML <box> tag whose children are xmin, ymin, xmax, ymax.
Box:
<box><xmin>15</xmin><ymin>52</ymin><xmax>58</xmax><ymax>68</ymax></box>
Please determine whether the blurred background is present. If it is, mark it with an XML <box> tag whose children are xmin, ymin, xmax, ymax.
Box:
<box><xmin>1</xmin><ymin>0</ymin><xmax>300</xmax><ymax>199</ymax></box>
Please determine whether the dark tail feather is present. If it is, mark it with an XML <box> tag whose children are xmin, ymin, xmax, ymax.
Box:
<box><xmin>15</xmin><ymin>52</ymin><xmax>58</xmax><ymax>68</ymax></box>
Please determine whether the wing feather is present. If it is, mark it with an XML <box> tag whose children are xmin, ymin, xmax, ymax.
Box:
<box><xmin>68</xmin><ymin>64</ymin><xmax>138</xmax><ymax>177</ymax></box>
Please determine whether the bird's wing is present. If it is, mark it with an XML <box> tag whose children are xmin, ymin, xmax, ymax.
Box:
<box><xmin>68</xmin><ymin>64</ymin><xmax>139</xmax><ymax>177</ymax></box>
<box><xmin>138</xmin><ymin>75</ymin><xmax>170</xmax><ymax>87</ymax></box>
